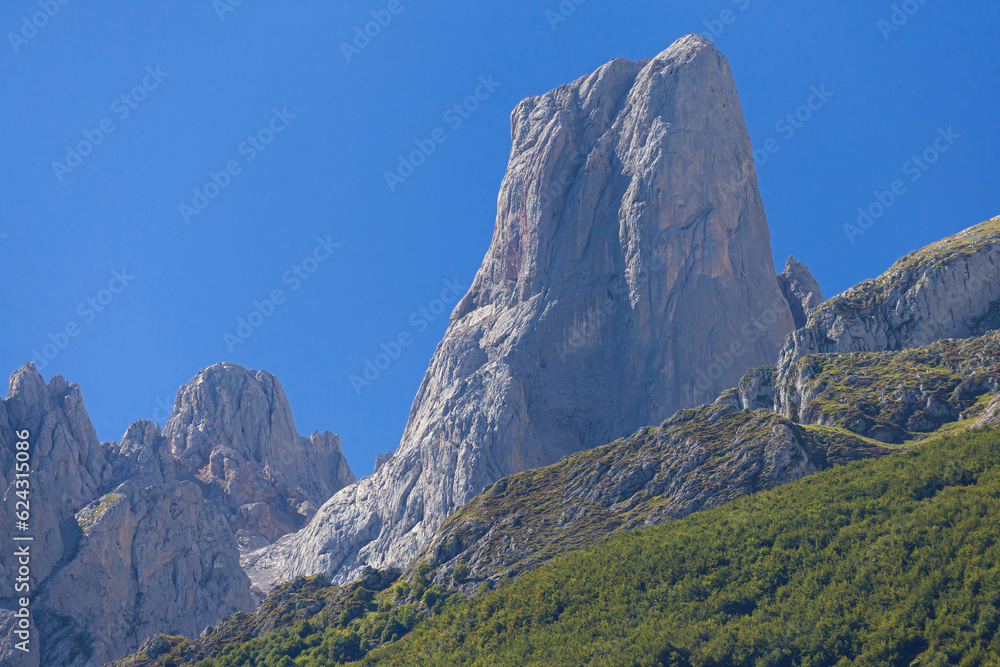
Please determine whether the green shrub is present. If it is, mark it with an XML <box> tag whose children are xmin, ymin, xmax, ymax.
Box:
<box><xmin>452</xmin><ymin>562</ymin><xmax>470</xmax><ymax>583</ymax></box>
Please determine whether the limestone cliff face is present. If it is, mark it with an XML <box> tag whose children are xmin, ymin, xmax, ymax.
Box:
<box><xmin>247</xmin><ymin>34</ymin><xmax>795</xmax><ymax>590</ymax></box>
<box><xmin>0</xmin><ymin>368</ymin><xmax>112</xmax><ymax>593</ymax></box>
<box><xmin>0</xmin><ymin>366</ymin><xmax>113</xmax><ymax>666</ymax></box>
<box><xmin>164</xmin><ymin>363</ymin><xmax>355</xmax><ymax>551</ymax></box>
<box><xmin>779</xmin><ymin>216</ymin><xmax>1000</xmax><ymax>370</ymax></box>
<box><xmin>35</xmin><ymin>423</ymin><xmax>255</xmax><ymax>667</ymax></box>
<box><xmin>0</xmin><ymin>363</ymin><xmax>353</xmax><ymax>666</ymax></box>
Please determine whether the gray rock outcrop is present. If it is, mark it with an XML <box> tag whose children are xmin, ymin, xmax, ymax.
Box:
<box><xmin>0</xmin><ymin>363</ymin><xmax>353</xmax><ymax>666</ymax></box>
<box><xmin>247</xmin><ymin>34</ymin><xmax>795</xmax><ymax>591</ymax></box>
<box><xmin>35</xmin><ymin>458</ymin><xmax>255</xmax><ymax>666</ymax></box>
<box><xmin>163</xmin><ymin>363</ymin><xmax>355</xmax><ymax>551</ymax></box>
<box><xmin>374</xmin><ymin>452</ymin><xmax>393</xmax><ymax>473</ymax></box>
<box><xmin>778</xmin><ymin>256</ymin><xmax>825</xmax><ymax>328</ymax></box>
<box><xmin>0</xmin><ymin>367</ymin><xmax>113</xmax><ymax>667</ymax></box>
<box><xmin>721</xmin><ymin>331</ymin><xmax>1000</xmax><ymax>443</ymax></box>
<box><xmin>779</xmin><ymin>216</ymin><xmax>1000</xmax><ymax>370</ymax></box>
<box><xmin>0</xmin><ymin>368</ymin><xmax>113</xmax><ymax>592</ymax></box>
<box><xmin>975</xmin><ymin>394</ymin><xmax>1000</xmax><ymax>428</ymax></box>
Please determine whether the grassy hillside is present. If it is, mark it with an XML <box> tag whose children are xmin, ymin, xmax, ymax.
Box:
<box><xmin>417</xmin><ymin>406</ymin><xmax>890</xmax><ymax>586</ymax></box>
<box><xmin>359</xmin><ymin>426</ymin><xmax>1000</xmax><ymax>666</ymax></box>
<box><xmin>126</xmin><ymin>425</ymin><xmax>1000</xmax><ymax>666</ymax></box>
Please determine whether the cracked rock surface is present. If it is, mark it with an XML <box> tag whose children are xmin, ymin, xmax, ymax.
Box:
<box><xmin>247</xmin><ymin>34</ymin><xmax>795</xmax><ymax>591</ymax></box>
<box><xmin>0</xmin><ymin>363</ymin><xmax>353</xmax><ymax>666</ymax></box>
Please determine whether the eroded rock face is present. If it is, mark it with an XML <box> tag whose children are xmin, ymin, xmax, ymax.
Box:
<box><xmin>975</xmin><ymin>395</ymin><xmax>1000</xmax><ymax>428</ymax></box>
<box><xmin>778</xmin><ymin>256</ymin><xmax>825</xmax><ymax>328</ymax></box>
<box><xmin>779</xmin><ymin>216</ymin><xmax>1000</xmax><ymax>370</ymax></box>
<box><xmin>0</xmin><ymin>366</ymin><xmax>114</xmax><ymax>666</ymax></box>
<box><xmin>35</xmin><ymin>474</ymin><xmax>255</xmax><ymax>667</ymax></box>
<box><xmin>0</xmin><ymin>363</ymin><xmax>353</xmax><ymax>666</ymax></box>
<box><xmin>247</xmin><ymin>34</ymin><xmax>795</xmax><ymax>591</ymax></box>
<box><xmin>0</xmin><ymin>366</ymin><xmax>113</xmax><ymax>593</ymax></box>
<box><xmin>164</xmin><ymin>363</ymin><xmax>355</xmax><ymax>550</ymax></box>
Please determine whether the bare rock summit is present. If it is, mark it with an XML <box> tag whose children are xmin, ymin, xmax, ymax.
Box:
<box><xmin>247</xmin><ymin>34</ymin><xmax>796</xmax><ymax>591</ymax></box>
<box><xmin>0</xmin><ymin>362</ymin><xmax>354</xmax><ymax>666</ymax></box>
<box><xmin>164</xmin><ymin>363</ymin><xmax>355</xmax><ymax>551</ymax></box>
<box><xmin>778</xmin><ymin>256</ymin><xmax>825</xmax><ymax>328</ymax></box>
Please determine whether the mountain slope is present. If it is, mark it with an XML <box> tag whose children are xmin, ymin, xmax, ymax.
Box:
<box><xmin>248</xmin><ymin>33</ymin><xmax>796</xmax><ymax>591</ymax></box>
<box><xmin>119</xmin><ymin>425</ymin><xmax>1000</xmax><ymax>667</ymax></box>
<box><xmin>416</xmin><ymin>405</ymin><xmax>891</xmax><ymax>587</ymax></box>
<box><xmin>115</xmin><ymin>327</ymin><xmax>1000</xmax><ymax>665</ymax></box>
<box><xmin>415</xmin><ymin>330</ymin><xmax>1000</xmax><ymax>586</ymax></box>
<box><xmin>357</xmin><ymin>426</ymin><xmax>1000</xmax><ymax>666</ymax></box>
<box><xmin>113</xmin><ymin>210</ymin><xmax>1000</xmax><ymax>666</ymax></box>
<box><xmin>0</xmin><ymin>363</ymin><xmax>354</xmax><ymax>666</ymax></box>
<box><xmin>780</xmin><ymin>215</ymin><xmax>1000</xmax><ymax>370</ymax></box>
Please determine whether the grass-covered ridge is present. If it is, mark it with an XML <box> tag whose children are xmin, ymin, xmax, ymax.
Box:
<box><xmin>890</xmin><ymin>215</ymin><xmax>1000</xmax><ymax>276</ymax></box>
<box><xmin>108</xmin><ymin>569</ymin><xmax>431</xmax><ymax>667</ymax></box>
<box><xmin>825</xmin><ymin>215</ymin><xmax>1000</xmax><ymax>318</ymax></box>
<box><xmin>359</xmin><ymin>426</ymin><xmax>1000</xmax><ymax>666</ymax></box>
<box><xmin>783</xmin><ymin>331</ymin><xmax>1000</xmax><ymax>441</ymax></box>
<box><xmin>415</xmin><ymin>405</ymin><xmax>889</xmax><ymax>586</ymax></box>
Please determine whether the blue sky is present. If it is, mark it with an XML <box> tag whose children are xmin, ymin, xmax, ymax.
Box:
<box><xmin>1</xmin><ymin>0</ymin><xmax>997</xmax><ymax>476</ymax></box>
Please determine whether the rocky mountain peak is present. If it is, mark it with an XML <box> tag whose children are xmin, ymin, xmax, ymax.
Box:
<box><xmin>1</xmin><ymin>361</ymin><xmax>355</xmax><ymax>665</ymax></box>
<box><xmin>778</xmin><ymin>255</ymin><xmax>825</xmax><ymax>328</ymax></box>
<box><xmin>247</xmin><ymin>34</ymin><xmax>796</xmax><ymax>590</ymax></box>
<box><xmin>163</xmin><ymin>362</ymin><xmax>355</xmax><ymax>550</ymax></box>
<box><xmin>165</xmin><ymin>362</ymin><xmax>297</xmax><ymax>462</ymax></box>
